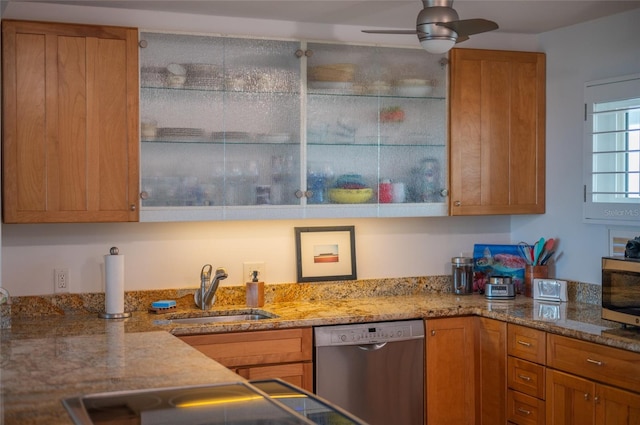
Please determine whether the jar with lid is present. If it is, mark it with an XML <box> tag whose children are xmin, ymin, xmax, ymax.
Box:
<box><xmin>451</xmin><ymin>257</ymin><xmax>474</xmax><ymax>295</ymax></box>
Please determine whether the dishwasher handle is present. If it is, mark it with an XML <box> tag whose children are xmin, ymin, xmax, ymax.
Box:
<box><xmin>357</xmin><ymin>342</ymin><xmax>387</xmax><ymax>351</ymax></box>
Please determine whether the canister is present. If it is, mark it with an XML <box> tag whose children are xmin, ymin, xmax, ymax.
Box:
<box><xmin>451</xmin><ymin>257</ymin><xmax>474</xmax><ymax>295</ymax></box>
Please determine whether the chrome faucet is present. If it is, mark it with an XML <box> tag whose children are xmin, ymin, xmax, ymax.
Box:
<box><xmin>195</xmin><ymin>264</ymin><xmax>228</xmax><ymax>310</ymax></box>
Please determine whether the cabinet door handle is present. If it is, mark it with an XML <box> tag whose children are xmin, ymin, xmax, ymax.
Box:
<box><xmin>517</xmin><ymin>340</ymin><xmax>531</xmax><ymax>347</ymax></box>
<box><xmin>431</xmin><ymin>330</ymin><xmax>436</xmax><ymax>336</ymax></box>
<box><xmin>295</xmin><ymin>190</ymin><xmax>305</xmax><ymax>199</ymax></box>
<box><xmin>517</xmin><ymin>374</ymin><xmax>532</xmax><ymax>382</ymax></box>
<box><xmin>584</xmin><ymin>393</ymin><xmax>590</xmax><ymax>401</ymax></box>
<box><xmin>130</xmin><ymin>204</ymin><xmax>137</xmax><ymax>211</ymax></box>
<box><xmin>586</xmin><ymin>358</ymin><xmax>603</xmax><ymax>366</ymax></box>
<box><xmin>295</xmin><ymin>49</ymin><xmax>313</xmax><ymax>58</ymax></box>
<box><xmin>440</xmin><ymin>189</ymin><xmax>449</xmax><ymax>197</ymax></box>
<box><xmin>517</xmin><ymin>408</ymin><xmax>531</xmax><ymax>415</ymax></box>
<box><xmin>454</xmin><ymin>200</ymin><xmax>461</xmax><ymax>207</ymax></box>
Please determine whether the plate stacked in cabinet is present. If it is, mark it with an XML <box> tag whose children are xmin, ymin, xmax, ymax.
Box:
<box><xmin>507</xmin><ymin>324</ymin><xmax>546</xmax><ymax>425</ymax></box>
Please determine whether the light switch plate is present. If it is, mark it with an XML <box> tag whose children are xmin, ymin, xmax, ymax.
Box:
<box><xmin>243</xmin><ymin>262</ymin><xmax>265</xmax><ymax>283</ymax></box>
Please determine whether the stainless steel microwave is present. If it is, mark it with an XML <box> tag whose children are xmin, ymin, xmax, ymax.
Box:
<box><xmin>602</xmin><ymin>256</ymin><xmax>640</xmax><ymax>327</ymax></box>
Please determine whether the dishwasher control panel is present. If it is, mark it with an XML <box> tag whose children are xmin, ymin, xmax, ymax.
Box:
<box><xmin>314</xmin><ymin>320</ymin><xmax>425</xmax><ymax>346</ymax></box>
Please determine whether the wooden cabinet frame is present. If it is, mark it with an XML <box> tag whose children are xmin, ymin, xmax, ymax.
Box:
<box><xmin>449</xmin><ymin>48</ymin><xmax>546</xmax><ymax>215</ymax></box>
<box><xmin>2</xmin><ymin>20</ymin><xmax>139</xmax><ymax>223</ymax></box>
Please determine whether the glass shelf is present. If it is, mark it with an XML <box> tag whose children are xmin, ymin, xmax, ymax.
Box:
<box><xmin>141</xmin><ymin>85</ymin><xmax>300</xmax><ymax>95</ymax></box>
<box><xmin>141</xmin><ymin>139</ymin><xmax>443</xmax><ymax>148</ymax></box>
<box><xmin>307</xmin><ymin>90</ymin><xmax>446</xmax><ymax>101</ymax></box>
<box><xmin>142</xmin><ymin>138</ymin><xmax>299</xmax><ymax>146</ymax></box>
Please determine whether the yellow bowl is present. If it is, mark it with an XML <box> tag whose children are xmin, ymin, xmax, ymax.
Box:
<box><xmin>328</xmin><ymin>188</ymin><xmax>373</xmax><ymax>204</ymax></box>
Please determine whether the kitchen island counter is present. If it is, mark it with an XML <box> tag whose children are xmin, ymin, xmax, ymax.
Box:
<box><xmin>0</xmin><ymin>330</ymin><xmax>240</xmax><ymax>425</ymax></box>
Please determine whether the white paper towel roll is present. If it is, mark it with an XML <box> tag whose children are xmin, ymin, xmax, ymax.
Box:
<box><xmin>105</xmin><ymin>254</ymin><xmax>125</xmax><ymax>315</ymax></box>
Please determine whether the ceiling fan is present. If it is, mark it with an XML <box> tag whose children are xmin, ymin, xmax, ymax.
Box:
<box><xmin>362</xmin><ymin>0</ymin><xmax>499</xmax><ymax>54</ymax></box>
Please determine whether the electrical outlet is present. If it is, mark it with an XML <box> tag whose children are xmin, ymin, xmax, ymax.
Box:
<box><xmin>243</xmin><ymin>262</ymin><xmax>265</xmax><ymax>283</ymax></box>
<box><xmin>54</xmin><ymin>268</ymin><xmax>69</xmax><ymax>293</ymax></box>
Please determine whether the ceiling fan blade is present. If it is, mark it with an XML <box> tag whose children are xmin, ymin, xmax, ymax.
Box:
<box><xmin>361</xmin><ymin>29</ymin><xmax>418</xmax><ymax>35</ymax></box>
<box><xmin>454</xmin><ymin>35</ymin><xmax>470</xmax><ymax>44</ymax></box>
<box><xmin>437</xmin><ymin>18</ymin><xmax>498</xmax><ymax>37</ymax></box>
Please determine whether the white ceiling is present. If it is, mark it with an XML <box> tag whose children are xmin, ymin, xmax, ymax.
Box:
<box><xmin>13</xmin><ymin>0</ymin><xmax>640</xmax><ymax>34</ymax></box>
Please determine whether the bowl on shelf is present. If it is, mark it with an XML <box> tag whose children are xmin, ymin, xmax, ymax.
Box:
<box><xmin>308</xmin><ymin>63</ymin><xmax>356</xmax><ymax>82</ymax></box>
<box><xmin>394</xmin><ymin>79</ymin><xmax>433</xmax><ymax>97</ymax></box>
<box><xmin>328</xmin><ymin>188</ymin><xmax>373</xmax><ymax>204</ymax></box>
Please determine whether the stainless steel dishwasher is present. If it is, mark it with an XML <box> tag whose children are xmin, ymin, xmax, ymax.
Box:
<box><xmin>314</xmin><ymin>320</ymin><xmax>425</xmax><ymax>425</ymax></box>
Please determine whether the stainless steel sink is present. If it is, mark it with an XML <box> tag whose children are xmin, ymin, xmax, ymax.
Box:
<box><xmin>159</xmin><ymin>310</ymin><xmax>278</xmax><ymax>325</ymax></box>
<box><xmin>170</xmin><ymin>313</ymin><xmax>274</xmax><ymax>324</ymax></box>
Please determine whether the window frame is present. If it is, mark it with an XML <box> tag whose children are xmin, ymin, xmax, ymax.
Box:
<box><xmin>583</xmin><ymin>73</ymin><xmax>640</xmax><ymax>225</ymax></box>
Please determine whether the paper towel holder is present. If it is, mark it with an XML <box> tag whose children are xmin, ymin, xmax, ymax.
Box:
<box><xmin>99</xmin><ymin>246</ymin><xmax>131</xmax><ymax>319</ymax></box>
<box><xmin>99</xmin><ymin>309</ymin><xmax>131</xmax><ymax>320</ymax></box>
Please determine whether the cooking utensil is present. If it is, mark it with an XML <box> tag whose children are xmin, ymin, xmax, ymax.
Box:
<box><xmin>540</xmin><ymin>250</ymin><xmax>555</xmax><ymax>265</ymax></box>
<box><xmin>533</xmin><ymin>237</ymin><xmax>545</xmax><ymax>265</ymax></box>
<box><xmin>518</xmin><ymin>242</ymin><xmax>533</xmax><ymax>265</ymax></box>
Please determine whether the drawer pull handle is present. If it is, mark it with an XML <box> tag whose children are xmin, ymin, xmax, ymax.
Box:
<box><xmin>517</xmin><ymin>340</ymin><xmax>531</xmax><ymax>347</ymax></box>
<box><xmin>586</xmin><ymin>358</ymin><xmax>603</xmax><ymax>366</ymax></box>
<box><xmin>518</xmin><ymin>374</ymin><xmax>532</xmax><ymax>382</ymax></box>
<box><xmin>517</xmin><ymin>408</ymin><xmax>531</xmax><ymax>415</ymax></box>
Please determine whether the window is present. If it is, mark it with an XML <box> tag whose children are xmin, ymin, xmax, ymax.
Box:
<box><xmin>584</xmin><ymin>74</ymin><xmax>640</xmax><ymax>224</ymax></box>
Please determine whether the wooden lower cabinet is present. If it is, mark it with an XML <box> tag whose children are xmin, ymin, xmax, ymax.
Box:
<box><xmin>596</xmin><ymin>383</ymin><xmax>640</xmax><ymax>425</ymax></box>
<box><xmin>236</xmin><ymin>362</ymin><xmax>313</xmax><ymax>391</ymax></box>
<box><xmin>179</xmin><ymin>328</ymin><xmax>313</xmax><ymax>392</ymax></box>
<box><xmin>508</xmin><ymin>389</ymin><xmax>546</xmax><ymax>425</ymax></box>
<box><xmin>508</xmin><ymin>324</ymin><xmax>546</xmax><ymax>425</ymax></box>
<box><xmin>426</xmin><ymin>316</ymin><xmax>476</xmax><ymax>425</ymax></box>
<box><xmin>546</xmin><ymin>369</ymin><xmax>640</xmax><ymax>425</ymax></box>
<box><xmin>478</xmin><ymin>317</ymin><xmax>507</xmax><ymax>425</ymax></box>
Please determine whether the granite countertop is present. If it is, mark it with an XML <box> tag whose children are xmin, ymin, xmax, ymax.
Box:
<box><xmin>3</xmin><ymin>285</ymin><xmax>640</xmax><ymax>424</ymax></box>
<box><xmin>5</xmin><ymin>292</ymin><xmax>640</xmax><ymax>352</ymax></box>
<box><xmin>0</xmin><ymin>330</ymin><xmax>241</xmax><ymax>425</ymax></box>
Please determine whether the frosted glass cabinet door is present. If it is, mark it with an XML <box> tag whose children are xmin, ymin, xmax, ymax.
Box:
<box><xmin>305</xmin><ymin>43</ymin><xmax>448</xmax><ymax>218</ymax></box>
<box><xmin>139</xmin><ymin>32</ymin><xmax>301</xmax><ymax>221</ymax></box>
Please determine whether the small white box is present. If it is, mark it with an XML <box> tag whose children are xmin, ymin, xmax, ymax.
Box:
<box><xmin>533</xmin><ymin>278</ymin><xmax>568</xmax><ymax>302</ymax></box>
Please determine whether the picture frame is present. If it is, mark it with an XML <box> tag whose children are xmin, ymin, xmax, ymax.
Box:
<box><xmin>294</xmin><ymin>226</ymin><xmax>357</xmax><ymax>283</ymax></box>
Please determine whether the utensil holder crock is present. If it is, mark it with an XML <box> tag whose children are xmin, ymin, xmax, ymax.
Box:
<box><xmin>524</xmin><ymin>265</ymin><xmax>548</xmax><ymax>297</ymax></box>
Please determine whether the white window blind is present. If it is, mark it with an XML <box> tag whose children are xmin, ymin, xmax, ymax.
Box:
<box><xmin>584</xmin><ymin>74</ymin><xmax>640</xmax><ymax>224</ymax></box>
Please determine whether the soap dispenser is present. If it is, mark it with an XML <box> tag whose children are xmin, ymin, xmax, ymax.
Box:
<box><xmin>246</xmin><ymin>270</ymin><xmax>264</xmax><ymax>308</ymax></box>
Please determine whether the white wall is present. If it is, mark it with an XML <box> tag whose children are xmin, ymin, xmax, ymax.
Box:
<box><xmin>511</xmin><ymin>8</ymin><xmax>640</xmax><ymax>286</ymax></box>
<box><xmin>2</xmin><ymin>217</ymin><xmax>510</xmax><ymax>295</ymax></box>
<box><xmin>0</xmin><ymin>2</ymin><xmax>555</xmax><ymax>297</ymax></box>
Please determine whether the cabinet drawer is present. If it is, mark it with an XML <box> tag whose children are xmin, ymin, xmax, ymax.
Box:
<box><xmin>547</xmin><ymin>333</ymin><xmax>640</xmax><ymax>393</ymax></box>
<box><xmin>508</xmin><ymin>356</ymin><xmax>545</xmax><ymax>399</ymax></box>
<box><xmin>237</xmin><ymin>362</ymin><xmax>313</xmax><ymax>392</ymax></box>
<box><xmin>508</xmin><ymin>324</ymin><xmax>546</xmax><ymax>364</ymax></box>
<box><xmin>180</xmin><ymin>328</ymin><xmax>312</xmax><ymax>368</ymax></box>
<box><xmin>507</xmin><ymin>390</ymin><xmax>545</xmax><ymax>425</ymax></box>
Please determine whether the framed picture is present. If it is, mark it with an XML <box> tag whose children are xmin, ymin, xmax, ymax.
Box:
<box><xmin>295</xmin><ymin>226</ymin><xmax>357</xmax><ymax>282</ymax></box>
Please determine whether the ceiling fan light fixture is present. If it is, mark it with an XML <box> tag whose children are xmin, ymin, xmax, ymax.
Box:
<box><xmin>417</xmin><ymin>23</ymin><xmax>457</xmax><ymax>54</ymax></box>
<box><xmin>419</xmin><ymin>37</ymin><xmax>456</xmax><ymax>54</ymax></box>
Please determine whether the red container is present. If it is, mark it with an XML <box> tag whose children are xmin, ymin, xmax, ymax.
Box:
<box><xmin>378</xmin><ymin>181</ymin><xmax>393</xmax><ymax>203</ymax></box>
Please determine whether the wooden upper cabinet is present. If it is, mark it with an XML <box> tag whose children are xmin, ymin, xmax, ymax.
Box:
<box><xmin>2</xmin><ymin>20</ymin><xmax>139</xmax><ymax>223</ymax></box>
<box><xmin>449</xmin><ymin>48</ymin><xmax>546</xmax><ymax>215</ymax></box>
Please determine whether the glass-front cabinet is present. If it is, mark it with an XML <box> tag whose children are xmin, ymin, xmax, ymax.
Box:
<box><xmin>139</xmin><ymin>32</ymin><xmax>447</xmax><ymax>222</ymax></box>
